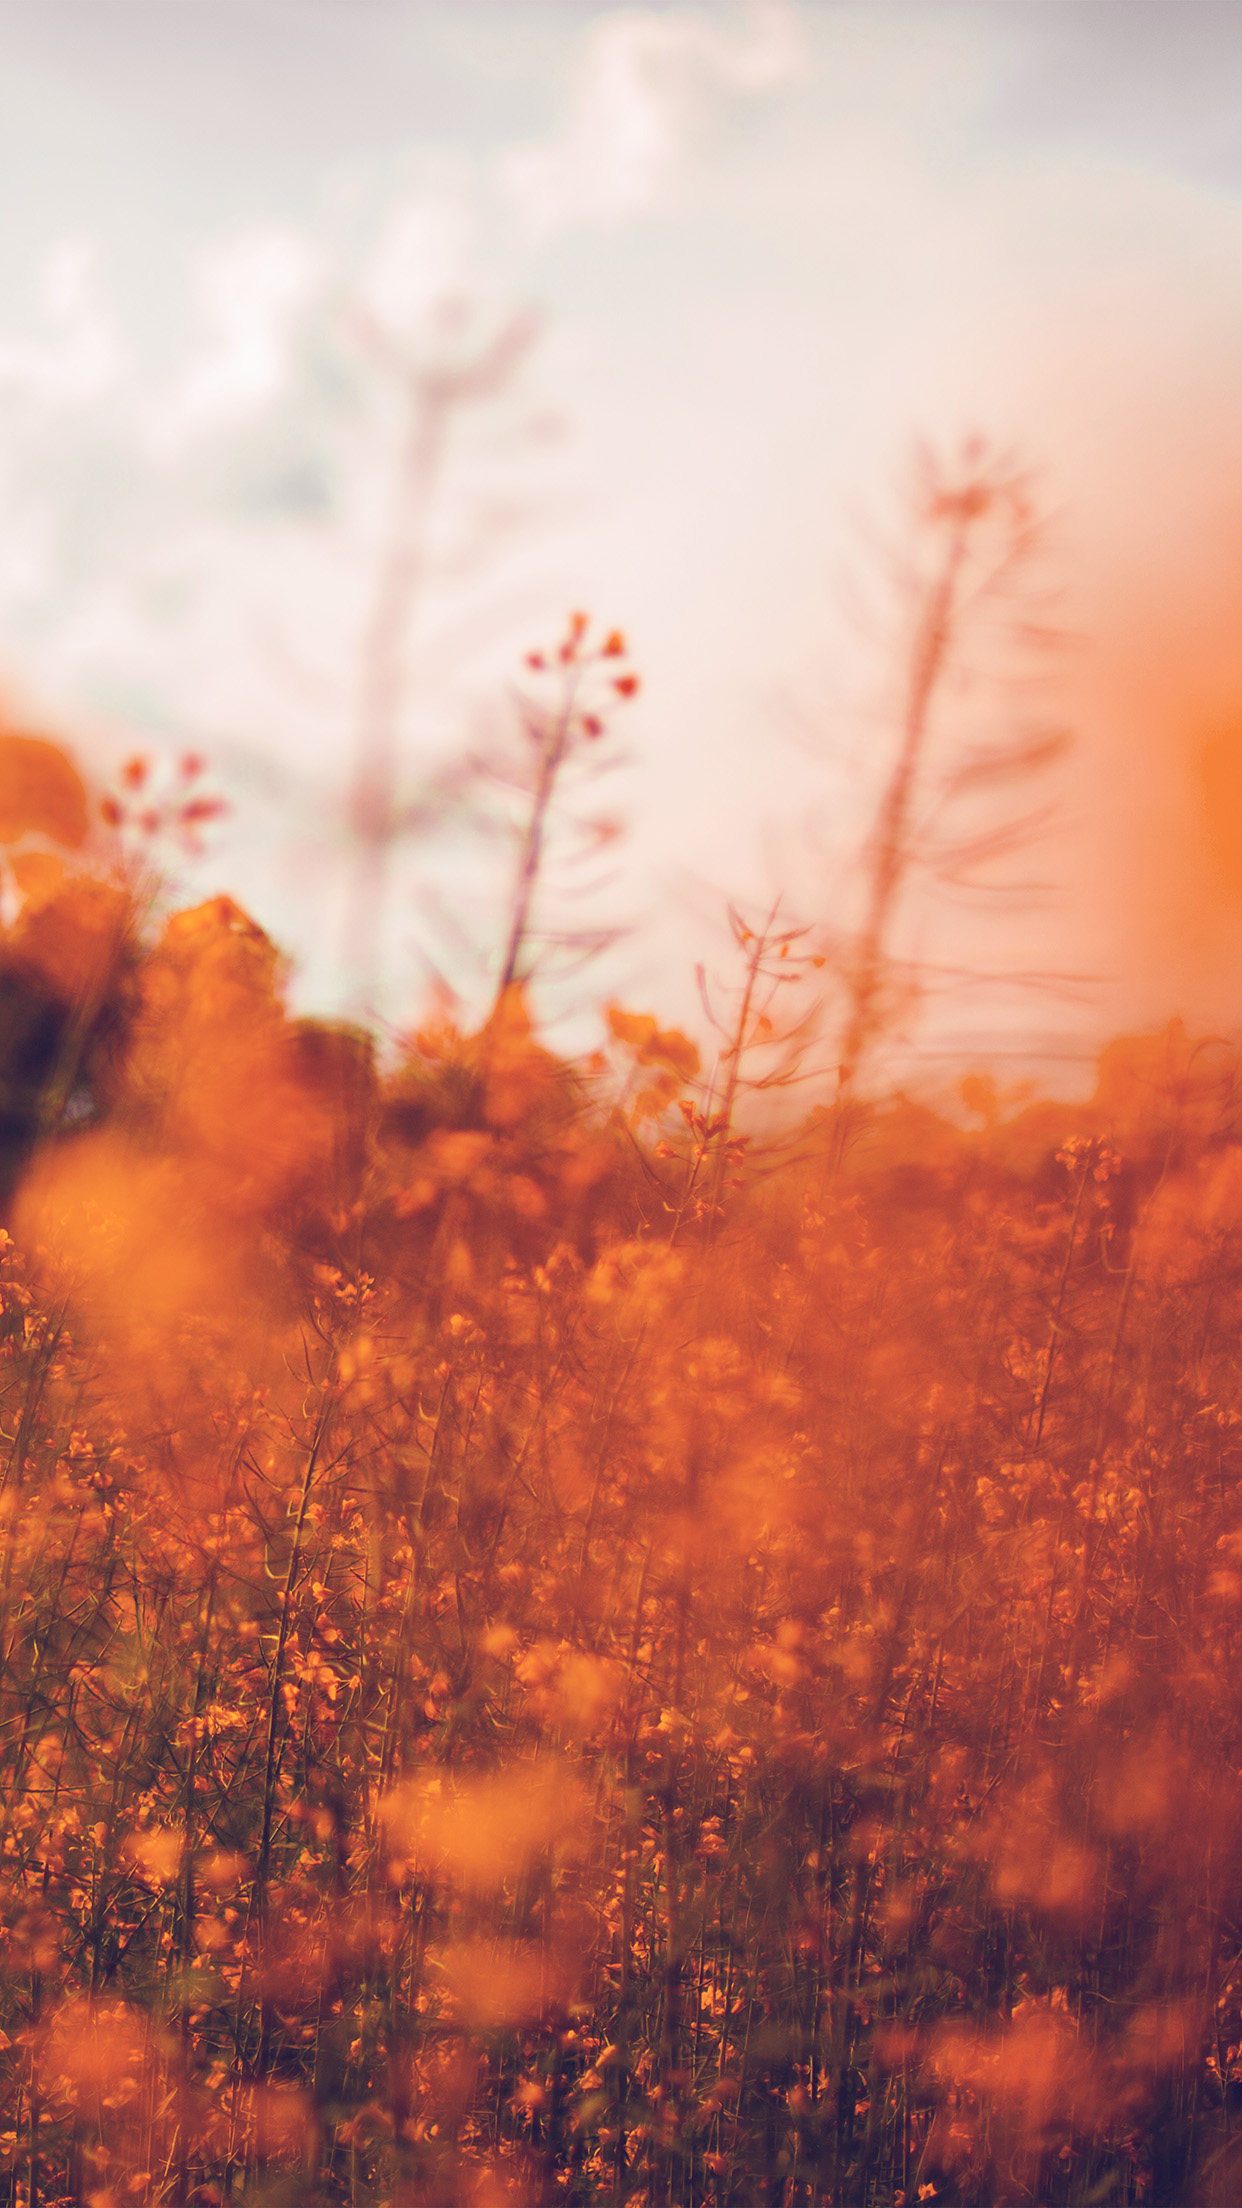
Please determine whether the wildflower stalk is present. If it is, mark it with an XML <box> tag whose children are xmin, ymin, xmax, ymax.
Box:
<box><xmin>1030</xmin><ymin>1143</ymin><xmax>1092</xmax><ymax>1451</ymax></box>
<box><xmin>703</xmin><ymin>910</ymin><xmax>773</xmax><ymax>1236</ymax></box>
<box><xmin>834</xmin><ymin>510</ymin><xmax>970</xmax><ymax>1144</ymax></box>
<box><xmin>171</xmin><ymin>1563</ymin><xmax>219</xmax><ymax>2208</ymax></box>
<box><xmin>497</xmin><ymin>667</ymin><xmax>584</xmax><ymax>1006</ymax></box>
<box><xmin>247</xmin><ymin>1355</ymin><xmax>337</xmax><ymax>2146</ymax></box>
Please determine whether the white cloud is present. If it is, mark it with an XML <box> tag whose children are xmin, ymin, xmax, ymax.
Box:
<box><xmin>357</xmin><ymin>190</ymin><xmax>477</xmax><ymax>343</ymax></box>
<box><xmin>498</xmin><ymin>1</ymin><xmax>803</xmax><ymax>236</ymax></box>
<box><xmin>0</xmin><ymin>237</ymin><xmax>124</xmax><ymax>408</ymax></box>
<box><xmin>151</xmin><ymin>226</ymin><xmax>322</xmax><ymax>450</ymax></box>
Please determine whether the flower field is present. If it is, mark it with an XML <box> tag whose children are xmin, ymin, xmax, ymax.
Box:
<box><xmin>3</xmin><ymin>754</ymin><xmax>1242</xmax><ymax>2207</ymax></box>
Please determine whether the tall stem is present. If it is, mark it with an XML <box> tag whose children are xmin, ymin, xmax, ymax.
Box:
<box><xmin>249</xmin><ymin>1362</ymin><xmax>337</xmax><ymax>2146</ymax></box>
<box><xmin>345</xmin><ymin>311</ymin><xmax>536</xmax><ymax>1010</ymax></box>
<box><xmin>495</xmin><ymin>671</ymin><xmax>581</xmax><ymax>1008</ymax></box>
<box><xmin>345</xmin><ymin>380</ymin><xmax>448</xmax><ymax>1008</ymax></box>
<box><xmin>834</xmin><ymin>513</ymin><xmax>970</xmax><ymax>1131</ymax></box>
<box><xmin>704</xmin><ymin>904</ymin><xmax>780</xmax><ymax>1235</ymax></box>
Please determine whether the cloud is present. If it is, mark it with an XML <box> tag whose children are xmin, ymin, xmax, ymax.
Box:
<box><xmin>0</xmin><ymin>237</ymin><xmax>124</xmax><ymax>408</ymax></box>
<box><xmin>150</xmin><ymin>226</ymin><xmax>322</xmax><ymax>450</ymax></box>
<box><xmin>357</xmin><ymin>188</ymin><xmax>477</xmax><ymax>343</ymax></box>
<box><xmin>498</xmin><ymin>1</ymin><xmax>803</xmax><ymax>236</ymax></box>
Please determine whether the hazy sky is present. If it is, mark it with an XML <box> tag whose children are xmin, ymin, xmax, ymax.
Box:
<box><xmin>3</xmin><ymin>0</ymin><xmax>1242</xmax><ymax>1082</ymax></box>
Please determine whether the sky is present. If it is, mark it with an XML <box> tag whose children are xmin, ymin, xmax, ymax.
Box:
<box><xmin>2</xmin><ymin>0</ymin><xmax>1242</xmax><ymax>1089</ymax></box>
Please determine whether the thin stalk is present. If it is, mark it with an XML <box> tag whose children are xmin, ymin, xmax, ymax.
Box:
<box><xmin>496</xmin><ymin>669</ymin><xmax>583</xmax><ymax>1005</ymax></box>
<box><xmin>247</xmin><ymin>1359</ymin><xmax>337</xmax><ymax>2144</ymax></box>
<box><xmin>833</xmin><ymin>509</ymin><xmax>973</xmax><ymax>1148</ymax></box>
